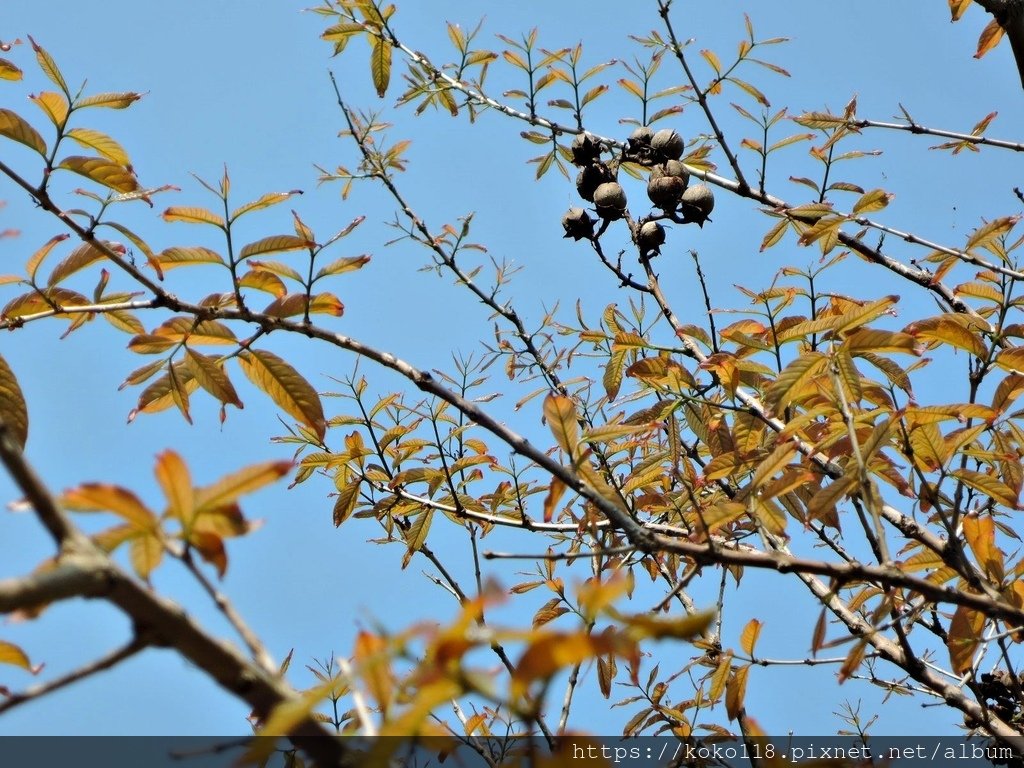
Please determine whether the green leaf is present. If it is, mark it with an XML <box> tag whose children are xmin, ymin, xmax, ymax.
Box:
<box><xmin>237</xmin><ymin>349</ymin><xmax>326</xmax><ymax>441</ymax></box>
<box><xmin>0</xmin><ymin>108</ymin><xmax>47</xmax><ymax>155</ymax></box>
<box><xmin>0</xmin><ymin>354</ymin><xmax>29</xmax><ymax>449</ymax></box>
<box><xmin>370</xmin><ymin>36</ymin><xmax>392</xmax><ymax>97</ymax></box>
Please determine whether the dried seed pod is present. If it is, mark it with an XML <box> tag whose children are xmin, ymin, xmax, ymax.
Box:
<box><xmin>629</xmin><ymin>126</ymin><xmax>654</xmax><ymax>148</ymax></box>
<box><xmin>561</xmin><ymin>207</ymin><xmax>595</xmax><ymax>241</ymax></box>
<box><xmin>593</xmin><ymin>181</ymin><xmax>627</xmax><ymax>219</ymax></box>
<box><xmin>637</xmin><ymin>221</ymin><xmax>666</xmax><ymax>255</ymax></box>
<box><xmin>647</xmin><ymin>174</ymin><xmax>686</xmax><ymax>210</ymax></box>
<box><xmin>663</xmin><ymin>159</ymin><xmax>689</xmax><ymax>187</ymax></box>
<box><xmin>576</xmin><ymin>162</ymin><xmax>615</xmax><ymax>202</ymax></box>
<box><xmin>680</xmin><ymin>183</ymin><xmax>715</xmax><ymax>226</ymax></box>
<box><xmin>651</xmin><ymin>128</ymin><xmax>684</xmax><ymax>161</ymax></box>
<box><xmin>570</xmin><ymin>132</ymin><xmax>602</xmax><ymax>166</ymax></box>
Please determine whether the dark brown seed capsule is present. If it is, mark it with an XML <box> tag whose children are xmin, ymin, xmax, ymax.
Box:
<box><xmin>561</xmin><ymin>207</ymin><xmax>596</xmax><ymax>241</ymax></box>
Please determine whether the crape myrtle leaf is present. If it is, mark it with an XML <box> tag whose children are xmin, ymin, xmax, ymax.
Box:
<box><xmin>0</xmin><ymin>108</ymin><xmax>46</xmax><ymax>155</ymax></box>
<box><xmin>370</xmin><ymin>35</ymin><xmax>392</xmax><ymax>98</ymax></box>
<box><xmin>739</xmin><ymin>618</ymin><xmax>763</xmax><ymax>656</ymax></box>
<box><xmin>0</xmin><ymin>58</ymin><xmax>22</xmax><ymax>81</ymax></box>
<box><xmin>543</xmin><ymin>392</ymin><xmax>580</xmax><ymax>457</ymax></box>
<box><xmin>75</xmin><ymin>91</ymin><xmax>142</xmax><ymax>109</ymax></box>
<box><xmin>154</xmin><ymin>449</ymin><xmax>194</xmax><ymax>525</ymax></box>
<box><xmin>543</xmin><ymin>476</ymin><xmax>567</xmax><ymax>523</ymax></box>
<box><xmin>47</xmin><ymin>241</ymin><xmax>120</xmax><ymax>286</ymax></box>
<box><xmin>949</xmin><ymin>0</ymin><xmax>971</xmax><ymax>22</ymax></box>
<box><xmin>533</xmin><ymin>597</ymin><xmax>569</xmax><ymax>628</ymax></box>
<box><xmin>28</xmin><ymin>35</ymin><xmax>69</xmax><ymax>95</ymax></box>
<box><xmin>975</xmin><ymin>18</ymin><xmax>1004</xmax><ymax>59</ymax></box>
<box><xmin>949</xmin><ymin>469</ymin><xmax>1019</xmax><ymax>510</ymax></box>
<box><xmin>118</xmin><ymin>358</ymin><xmax>166</xmax><ymax>390</ymax></box>
<box><xmin>962</xmin><ymin>513</ymin><xmax>1005</xmax><ymax>582</ymax></box>
<box><xmin>264</xmin><ymin>293</ymin><xmax>345</xmax><ymax>318</ymax></box>
<box><xmin>23</xmin><ymin>234</ymin><xmax>68</xmax><ymax>286</ymax></box>
<box><xmin>242</xmin><ymin>682</ymin><xmax>336</xmax><ymax>763</ymax></box>
<box><xmin>333</xmin><ymin>479</ymin><xmax>362</xmax><ymax>526</ymax></box>
<box><xmin>237</xmin><ymin>349</ymin><xmax>326</xmax><ymax>441</ymax></box>
<box><xmin>65</xmin><ymin>127</ymin><xmax>130</xmax><ymax>166</ymax></box>
<box><xmin>62</xmin><ymin>483</ymin><xmax>157</xmax><ymax>528</ymax></box>
<box><xmin>725</xmin><ymin>665</ymin><xmax>749</xmax><ymax>720</ymax></box>
<box><xmin>184</xmin><ymin>348</ymin><xmax>244</xmax><ymax>408</ymax></box>
<box><xmin>403</xmin><ymin>508</ymin><xmax>434</xmax><ymax>560</ymax></box>
<box><xmin>2</xmin><ymin>287</ymin><xmax>90</xmax><ymax>319</ymax></box>
<box><xmin>230</xmin><ymin>190</ymin><xmax>303</xmax><ymax>221</ymax></box>
<box><xmin>129</xmin><ymin>533</ymin><xmax>164</xmax><ymax>580</ymax></box>
<box><xmin>193</xmin><ymin>459</ymin><xmax>292</xmax><ymax>514</ymax></box>
<box><xmin>57</xmin><ymin>156</ymin><xmax>138</xmax><ymax>193</ymax></box>
<box><xmin>0</xmin><ymin>354</ymin><xmax>29</xmax><ymax>449</ymax></box>
<box><xmin>354</xmin><ymin>630</ymin><xmax>395</xmax><ymax>713</ymax></box>
<box><xmin>157</xmin><ymin>246</ymin><xmax>225</xmax><ymax>270</ymax></box>
<box><xmin>129</xmin><ymin>362</ymin><xmax>198</xmax><ymax>419</ymax></box>
<box><xmin>314</xmin><ymin>254</ymin><xmax>371</xmax><ymax>280</ymax></box>
<box><xmin>238</xmin><ymin>234</ymin><xmax>309</xmax><ymax>261</ymax></box>
<box><xmin>0</xmin><ymin>640</ymin><xmax>36</xmax><ymax>672</ymax></box>
<box><xmin>708</xmin><ymin>652</ymin><xmax>733</xmax><ymax>703</ymax></box>
<box><xmin>162</xmin><ymin>207</ymin><xmax>225</xmax><ymax>227</ymax></box>
<box><xmin>239</xmin><ymin>269</ymin><xmax>287</xmax><ymax>297</ymax></box>
<box><xmin>947</xmin><ymin>605</ymin><xmax>984</xmax><ymax>674</ymax></box>
<box><xmin>29</xmin><ymin>91</ymin><xmax>68</xmax><ymax>127</ymax></box>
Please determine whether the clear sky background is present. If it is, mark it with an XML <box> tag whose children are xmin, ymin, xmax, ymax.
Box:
<box><xmin>1</xmin><ymin>0</ymin><xmax>1023</xmax><ymax>739</ymax></box>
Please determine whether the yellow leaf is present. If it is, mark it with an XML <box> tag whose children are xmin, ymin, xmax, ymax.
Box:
<box><xmin>0</xmin><ymin>57</ymin><xmax>22</xmax><ymax>81</ymax></box>
<box><xmin>184</xmin><ymin>349</ymin><xmax>243</xmax><ymax>408</ymax></box>
<box><xmin>0</xmin><ymin>353</ymin><xmax>29</xmax><ymax>450</ymax></box>
<box><xmin>57</xmin><ymin>156</ymin><xmax>137</xmax><ymax>193</ymax></box>
<box><xmin>238</xmin><ymin>349</ymin><xmax>326</xmax><ymax>441</ymax></box>
<box><xmin>65</xmin><ymin>127</ymin><xmax>130</xmax><ymax>165</ymax></box>
<box><xmin>354</xmin><ymin>630</ymin><xmax>394</xmax><ymax>714</ymax></box>
<box><xmin>238</xmin><ymin>234</ymin><xmax>309</xmax><ymax>260</ymax></box>
<box><xmin>975</xmin><ymin>18</ymin><xmax>1005</xmax><ymax>59</ymax></box>
<box><xmin>962</xmin><ymin>514</ymin><xmax>1005</xmax><ymax>582</ymax></box>
<box><xmin>0</xmin><ymin>108</ymin><xmax>46</xmax><ymax>155</ymax></box>
<box><xmin>75</xmin><ymin>91</ymin><xmax>142</xmax><ymax>109</ymax></box>
<box><xmin>230</xmin><ymin>190</ymin><xmax>302</xmax><ymax>221</ymax></box>
<box><xmin>193</xmin><ymin>460</ymin><xmax>292</xmax><ymax>514</ymax></box>
<box><xmin>620</xmin><ymin>609</ymin><xmax>716</xmax><ymax>641</ymax></box>
<box><xmin>708</xmin><ymin>652</ymin><xmax>732</xmax><ymax>703</ymax></box>
<box><xmin>543</xmin><ymin>392</ymin><xmax>580</xmax><ymax>458</ymax></box>
<box><xmin>852</xmin><ymin>188</ymin><xmax>892</xmax><ymax>215</ymax></box>
<box><xmin>129</xmin><ymin>532</ymin><xmax>164</xmax><ymax>580</ymax></box>
<box><xmin>947</xmin><ymin>606</ymin><xmax>985</xmax><ymax>674</ymax></box>
<box><xmin>543</xmin><ymin>476</ymin><xmax>566</xmax><ymax>523</ymax></box>
<box><xmin>950</xmin><ymin>468</ymin><xmax>1019</xmax><ymax>510</ymax></box>
<box><xmin>62</xmin><ymin>483</ymin><xmax>157</xmax><ymax>528</ymax></box>
<box><xmin>739</xmin><ymin>618</ymin><xmax>762</xmax><ymax>656</ymax></box>
<box><xmin>724</xmin><ymin>664</ymin><xmax>749</xmax><ymax>720</ymax></box>
<box><xmin>28</xmin><ymin>36</ymin><xmax>68</xmax><ymax>95</ymax></box>
<box><xmin>370</xmin><ymin>36</ymin><xmax>392</xmax><ymax>97</ymax></box>
<box><xmin>154</xmin><ymin>450</ymin><xmax>194</xmax><ymax>526</ymax></box>
<box><xmin>161</xmin><ymin>206</ymin><xmax>225</xmax><ymax>227</ymax></box>
<box><xmin>0</xmin><ymin>640</ymin><xmax>34</xmax><ymax>671</ymax></box>
<box><xmin>157</xmin><ymin>246</ymin><xmax>225</xmax><ymax>270</ymax></box>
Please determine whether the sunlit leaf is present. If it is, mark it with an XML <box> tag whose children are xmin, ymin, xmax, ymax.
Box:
<box><xmin>237</xmin><ymin>349</ymin><xmax>326</xmax><ymax>441</ymax></box>
<box><xmin>57</xmin><ymin>156</ymin><xmax>137</xmax><ymax>193</ymax></box>
<box><xmin>0</xmin><ymin>108</ymin><xmax>46</xmax><ymax>155</ymax></box>
<box><xmin>543</xmin><ymin>392</ymin><xmax>580</xmax><ymax>458</ymax></box>
<box><xmin>0</xmin><ymin>354</ymin><xmax>29</xmax><ymax>449</ymax></box>
<box><xmin>65</xmin><ymin>128</ymin><xmax>130</xmax><ymax>165</ymax></box>
<box><xmin>184</xmin><ymin>349</ymin><xmax>243</xmax><ymax>408</ymax></box>
<box><xmin>239</xmin><ymin>234</ymin><xmax>309</xmax><ymax>261</ymax></box>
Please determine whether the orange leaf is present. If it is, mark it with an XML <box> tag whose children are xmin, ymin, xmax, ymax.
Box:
<box><xmin>975</xmin><ymin>18</ymin><xmax>1004</xmax><ymax>59</ymax></box>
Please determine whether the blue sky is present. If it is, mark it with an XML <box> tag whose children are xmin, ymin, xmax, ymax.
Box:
<box><xmin>1</xmin><ymin>0</ymin><xmax>1023</xmax><ymax>740</ymax></box>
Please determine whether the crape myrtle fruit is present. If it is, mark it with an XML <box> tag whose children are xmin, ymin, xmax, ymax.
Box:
<box><xmin>561</xmin><ymin>207</ymin><xmax>596</xmax><ymax>241</ymax></box>
<box><xmin>650</xmin><ymin>128</ymin><xmax>684</xmax><ymax>161</ymax></box>
<box><xmin>570</xmin><ymin>132</ymin><xmax>603</xmax><ymax>167</ymax></box>
<box><xmin>575</xmin><ymin>162</ymin><xmax>615</xmax><ymax>202</ymax></box>
<box><xmin>593</xmin><ymin>181</ymin><xmax>628</xmax><ymax>220</ymax></box>
<box><xmin>637</xmin><ymin>220</ymin><xmax>666</xmax><ymax>255</ymax></box>
<box><xmin>680</xmin><ymin>183</ymin><xmax>715</xmax><ymax>226</ymax></box>
<box><xmin>647</xmin><ymin>160</ymin><xmax>690</xmax><ymax>211</ymax></box>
